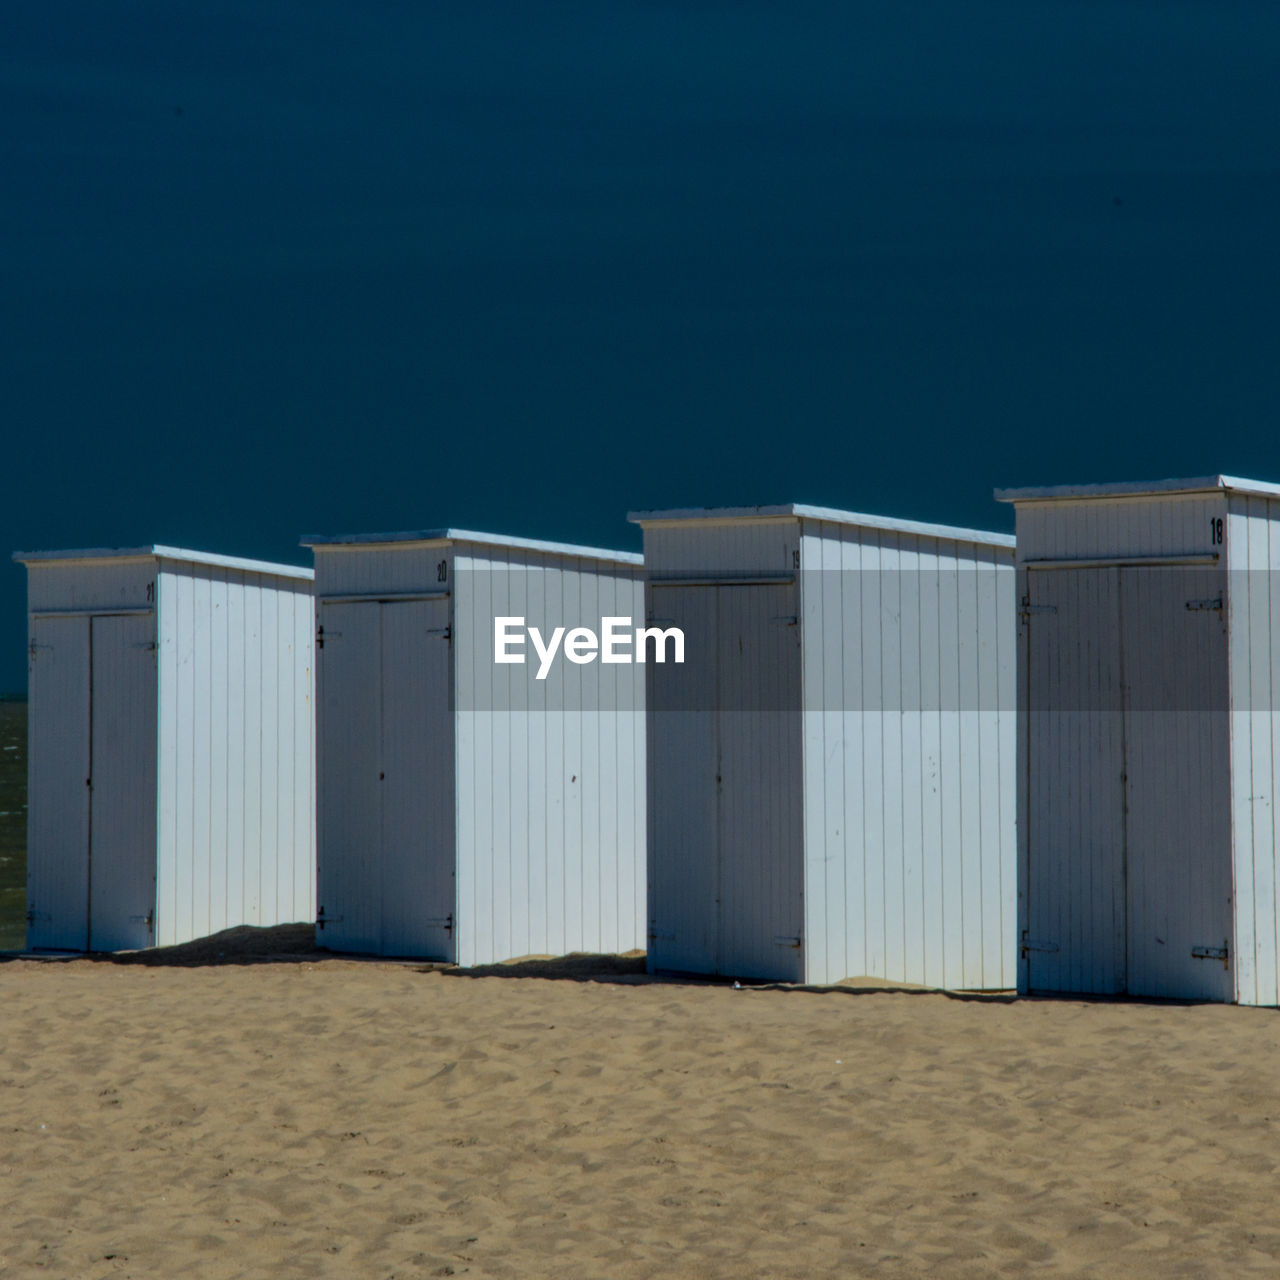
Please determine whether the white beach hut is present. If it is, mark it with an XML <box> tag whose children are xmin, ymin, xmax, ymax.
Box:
<box><xmin>301</xmin><ymin>528</ymin><xmax>646</xmax><ymax>965</ymax></box>
<box><xmin>630</xmin><ymin>504</ymin><xmax>1017</xmax><ymax>988</ymax></box>
<box><xmin>15</xmin><ymin>545</ymin><xmax>315</xmax><ymax>952</ymax></box>
<box><xmin>997</xmin><ymin>475</ymin><xmax>1280</xmax><ymax>1004</ymax></box>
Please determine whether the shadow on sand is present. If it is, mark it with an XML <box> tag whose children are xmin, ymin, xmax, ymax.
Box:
<box><xmin>22</xmin><ymin>927</ymin><xmax>1221</xmax><ymax>1005</ymax></box>
<box><xmin>444</xmin><ymin>951</ymin><xmax>652</xmax><ymax>983</ymax></box>
<box><xmin>0</xmin><ymin>923</ymin><xmax>404</xmax><ymax>969</ymax></box>
<box><xmin>442</xmin><ymin>952</ymin><xmax>1020</xmax><ymax>1001</ymax></box>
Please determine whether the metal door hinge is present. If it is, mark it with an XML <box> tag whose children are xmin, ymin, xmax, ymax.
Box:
<box><xmin>1186</xmin><ymin>598</ymin><xmax>1224</xmax><ymax>612</ymax></box>
<box><xmin>26</xmin><ymin>905</ymin><xmax>51</xmax><ymax>924</ymax></box>
<box><xmin>1192</xmin><ymin>943</ymin><xmax>1229</xmax><ymax>968</ymax></box>
<box><xmin>771</xmin><ymin>616</ymin><xmax>799</xmax><ymax>626</ymax></box>
<box><xmin>316</xmin><ymin>906</ymin><xmax>343</xmax><ymax>930</ymax></box>
<box><xmin>128</xmin><ymin>911</ymin><xmax>154</xmax><ymax>931</ymax></box>
<box><xmin>772</xmin><ymin>935</ymin><xmax>802</xmax><ymax>949</ymax></box>
<box><xmin>426</xmin><ymin>627</ymin><xmax>451</xmax><ymax>639</ymax></box>
<box><xmin>1021</xmin><ymin>931</ymin><xmax>1059</xmax><ymax>956</ymax></box>
<box><xmin>316</xmin><ymin>628</ymin><xmax>342</xmax><ymax>649</ymax></box>
<box><xmin>1019</xmin><ymin>598</ymin><xmax>1057</xmax><ymax>621</ymax></box>
<box><xmin>648</xmin><ymin>927</ymin><xmax>675</xmax><ymax>942</ymax></box>
<box><xmin>424</xmin><ymin>914</ymin><xmax>454</xmax><ymax>935</ymax></box>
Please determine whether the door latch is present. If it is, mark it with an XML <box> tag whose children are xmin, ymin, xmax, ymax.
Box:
<box><xmin>1021</xmin><ymin>931</ymin><xmax>1060</xmax><ymax>956</ymax></box>
<box><xmin>1019</xmin><ymin>600</ymin><xmax>1058</xmax><ymax>622</ymax></box>
<box><xmin>1191</xmin><ymin>943</ymin><xmax>1229</xmax><ymax>969</ymax></box>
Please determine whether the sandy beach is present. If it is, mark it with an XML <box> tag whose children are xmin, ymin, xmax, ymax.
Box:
<box><xmin>3</xmin><ymin>929</ymin><xmax>1280</xmax><ymax>1279</ymax></box>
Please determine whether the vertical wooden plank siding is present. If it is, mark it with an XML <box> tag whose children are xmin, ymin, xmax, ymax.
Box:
<box><xmin>1227</xmin><ymin>493</ymin><xmax>1280</xmax><ymax>1006</ymax></box>
<box><xmin>224</xmin><ymin>571</ymin><xmax>247</xmax><ymax>935</ymax></box>
<box><xmin>191</xmin><ymin>570</ymin><xmax>213</xmax><ymax>938</ymax></box>
<box><xmin>1013</xmin><ymin>488</ymin><xmax>1265</xmax><ymax>1002</ymax></box>
<box><xmin>799</xmin><ymin>530</ymin><xmax>835</xmax><ymax>982</ymax></box>
<box><xmin>804</xmin><ymin>520</ymin><xmax>1016</xmax><ymax>990</ymax></box>
<box><xmin>1014</xmin><ymin>562</ymin><xmax>1031</xmax><ymax>995</ymax></box>
<box><xmin>257</xmin><ymin>581</ymin><xmax>278</xmax><ymax>927</ymax></box>
<box><xmin>645</xmin><ymin>582</ymin><xmax>719</xmax><ymax>975</ymax></box>
<box><xmin>160</xmin><ymin>562</ymin><xmax>315</xmax><ymax>945</ymax></box>
<box><xmin>455</xmin><ymin>550</ymin><xmax>490</xmax><ymax>964</ymax></box>
<box><xmin>207</xmin><ymin>570</ymin><xmax>230</xmax><ymax>935</ymax></box>
<box><xmin>155</xmin><ymin>571</ymin><xmax>180</xmax><ymax>946</ymax></box>
<box><xmin>917</xmin><ymin>539</ymin><xmax>946</xmax><ymax>987</ymax></box>
<box><xmin>171</xmin><ymin>569</ymin><xmax>196</xmax><ymax>945</ymax></box>
<box><xmin>25</xmin><ymin>614</ymin><xmax>92</xmax><ymax>950</ymax></box>
<box><xmin>312</xmin><ymin>539</ymin><xmax>643</xmax><ymax>968</ymax></box>
<box><xmin>240</xmin><ymin>577</ymin><xmax>263</xmax><ymax>926</ymax></box>
<box><xmin>314</xmin><ymin>600</ymin><xmax>382</xmax><ymax>953</ymax></box>
<box><xmin>1261</xmin><ymin>501</ymin><xmax>1280</xmax><ymax>1005</ymax></box>
<box><xmin>25</xmin><ymin>554</ymin><xmax>313</xmax><ymax>952</ymax></box>
<box><xmin>86</xmin><ymin>613</ymin><xmax>158</xmax><ymax>951</ymax></box>
<box><xmin>452</xmin><ymin>546</ymin><xmax>646</xmax><ymax>966</ymax></box>
<box><xmin>646</xmin><ymin>514</ymin><xmax>1014</xmax><ymax>988</ymax></box>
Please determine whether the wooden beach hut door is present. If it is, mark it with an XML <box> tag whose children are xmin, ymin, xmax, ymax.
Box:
<box><xmin>647</xmin><ymin>582</ymin><xmax>803</xmax><ymax>980</ymax></box>
<box><xmin>27</xmin><ymin>613</ymin><xmax>156</xmax><ymax>952</ymax></box>
<box><xmin>1024</xmin><ymin>566</ymin><xmax>1232</xmax><ymax>1000</ymax></box>
<box><xmin>26</xmin><ymin>615</ymin><xmax>91</xmax><ymax>950</ymax></box>
<box><xmin>646</xmin><ymin>585</ymin><xmax>718</xmax><ymax>975</ymax></box>
<box><xmin>317</xmin><ymin>598</ymin><xmax>454</xmax><ymax>959</ymax></box>
<box><xmin>1119</xmin><ymin>567</ymin><xmax>1231</xmax><ymax>1001</ymax></box>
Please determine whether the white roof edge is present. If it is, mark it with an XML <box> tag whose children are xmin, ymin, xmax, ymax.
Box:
<box><xmin>627</xmin><ymin>504</ymin><xmax>1015</xmax><ymax>550</ymax></box>
<box><xmin>995</xmin><ymin>475</ymin><xmax>1280</xmax><ymax>503</ymax></box>
<box><xmin>13</xmin><ymin>545</ymin><xmax>314</xmax><ymax>581</ymax></box>
<box><xmin>300</xmin><ymin>528</ymin><xmax>643</xmax><ymax>566</ymax></box>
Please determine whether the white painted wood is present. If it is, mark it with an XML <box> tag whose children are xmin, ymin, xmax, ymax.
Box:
<box><xmin>19</xmin><ymin>550</ymin><xmax>316</xmax><ymax>952</ymax></box>
<box><xmin>1024</xmin><ymin>567</ymin><xmax>1125</xmax><ymax>994</ymax></box>
<box><xmin>315</xmin><ymin>601</ymin><xmax>382</xmax><ymax>953</ymax></box>
<box><xmin>222</xmin><ymin>572</ymin><xmax>244</xmax><ymax>934</ymax></box>
<box><xmin>292</xmin><ymin>590</ymin><xmax>316</xmax><ymax>931</ymax></box>
<box><xmin>917</xmin><ymin>540</ymin><xmax>946</xmax><ymax>988</ymax></box>
<box><xmin>634</xmin><ymin>508</ymin><xmax>1017</xmax><ymax>988</ymax></box>
<box><xmin>25</xmin><ymin>616</ymin><xmax>91</xmax><ymax>950</ymax></box>
<box><xmin>309</xmin><ymin>533</ymin><xmax>646</xmax><ymax>967</ymax></box>
<box><xmin>257</xmin><ymin>585</ymin><xmax>279</xmax><ymax>928</ymax></box>
<box><xmin>16</xmin><ymin>545</ymin><xmax>311</xmax><ymax>580</ymax></box>
<box><xmin>238</xmin><ymin>579</ymin><xmax>264</xmax><ymax>931</ymax></box>
<box><xmin>997</xmin><ymin>475</ymin><xmax>1280</xmax><ymax>504</ymax></box>
<box><xmin>1225</xmin><ymin>492</ymin><xmax>1280</xmax><ymax>1006</ymax></box>
<box><xmin>380</xmin><ymin>599</ymin><xmax>455</xmax><ymax>959</ymax></box>
<box><xmin>168</xmin><ymin>569</ymin><xmax>195</xmax><ymax>945</ymax></box>
<box><xmin>645</xmin><ymin>584</ymin><xmax>718</xmax><ymax>974</ymax></box>
<box><xmin>20</xmin><ymin>559</ymin><xmax>158</xmax><ymax>615</ymax></box>
<box><xmin>87</xmin><ymin>613</ymin><xmax>158</xmax><ymax>951</ymax></box>
<box><xmin>716</xmin><ymin>584</ymin><xmax>805</xmax><ymax>980</ymax></box>
<box><xmin>630</xmin><ymin>504</ymin><xmax>1013</xmax><ymax>550</ymax></box>
<box><xmin>1256</xmin><ymin>500</ymin><xmax>1280</xmax><ymax>1006</ymax></box>
<box><xmin>191</xmin><ymin>571</ymin><xmax>213</xmax><ymax>939</ymax></box>
<box><xmin>937</xmin><ymin>565</ymin><xmax>964</xmax><ymax>989</ymax></box>
<box><xmin>1014</xmin><ymin>494</ymin><xmax>1224</xmax><ymax>564</ymax></box>
<box><xmin>1121</xmin><ymin>567</ymin><xmax>1232</xmax><ymax>1000</ymax></box>
<box><xmin>303</xmin><ymin>527</ymin><xmax>641</xmax><ymax>565</ymax></box>
<box><xmin>1002</xmin><ymin>477</ymin><xmax>1280</xmax><ymax>1003</ymax></box>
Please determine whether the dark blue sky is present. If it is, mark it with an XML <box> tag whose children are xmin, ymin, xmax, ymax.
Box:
<box><xmin>3</xmin><ymin>1</ymin><xmax>1279</xmax><ymax>691</ymax></box>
